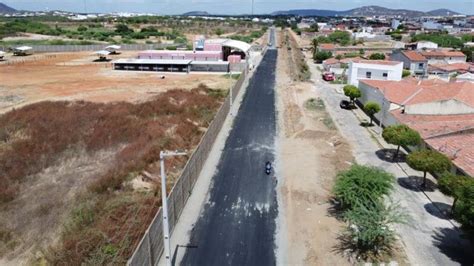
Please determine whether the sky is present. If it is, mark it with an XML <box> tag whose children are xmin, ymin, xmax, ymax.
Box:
<box><xmin>3</xmin><ymin>0</ymin><xmax>474</xmax><ymax>15</ymax></box>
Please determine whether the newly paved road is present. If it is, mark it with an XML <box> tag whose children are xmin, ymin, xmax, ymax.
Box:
<box><xmin>180</xmin><ymin>31</ymin><xmax>278</xmax><ymax>266</ymax></box>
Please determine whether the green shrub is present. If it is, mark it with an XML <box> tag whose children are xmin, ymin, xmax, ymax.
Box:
<box><xmin>402</xmin><ymin>69</ymin><xmax>411</xmax><ymax>78</ymax></box>
<box><xmin>369</xmin><ymin>53</ymin><xmax>386</xmax><ymax>60</ymax></box>
<box><xmin>313</xmin><ymin>51</ymin><xmax>332</xmax><ymax>63</ymax></box>
<box><xmin>333</xmin><ymin>165</ymin><xmax>395</xmax><ymax>210</ymax></box>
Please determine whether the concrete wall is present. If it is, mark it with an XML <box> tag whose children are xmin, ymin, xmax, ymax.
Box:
<box><xmin>0</xmin><ymin>43</ymin><xmax>184</xmax><ymax>53</ymax></box>
<box><xmin>358</xmin><ymin>82</ymin><xmax>399</xmax><ymax>127</ymax></box>
<box><xmin>405</xmin><ymin>99</ymin><xmax>474</xmax><ymax>115</ymax></box>
<box><xmin>427</xmin><ymin>56</ymin><xmax>467</xmax><ymax>65</ymax></box>
<box><xmin>349</xmin><ymin>61</ymin><xmax>403</xmax><ymax>86</ymax></box>
<box><xmin>127</xmin><ymin>64</ymin><xmax>249</xmax><ymax>266</ymax></box>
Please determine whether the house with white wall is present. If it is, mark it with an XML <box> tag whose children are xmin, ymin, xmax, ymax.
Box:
<box><xmin>420</xmin><ymin>50</ymin><xmax>467</xmax><ymax>65</ymax></box>
<box><xmin>357</xmin><ymin>79</ymin><xmax>474</xmax><ymax>177</ymax></box>
<box><xmin>416</xmin><ymin>41</ymin><xmax>438</xmax><ymax>50</ymax></box>
<box><xmin>347</xmin><ymin>60</ymin><xmax>403</xmax><ymax>86</ymax></box>
<box><xmin>390</xmin><ymin>50</ymin><xmax>428</xmax><ymax>76</ymax></box>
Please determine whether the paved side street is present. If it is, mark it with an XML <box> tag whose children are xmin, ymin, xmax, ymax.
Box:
<box><xmin>308</xmin><ymin>62</ymin><xmax>474</xmax><ymax>266</ymax></box>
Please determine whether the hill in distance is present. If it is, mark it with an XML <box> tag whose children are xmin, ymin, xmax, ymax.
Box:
<box><xmin>182</xmin><ymin>11</ymin><xmax>210</xmax><ymax>16</ymax></box>
<box><xmin>0</xmin><ymin>2</ymin><xmax>16</xmax><ymax>13</ymax></box>
<box><xmin>272</xmin><ymin>5</ymin><xmax>461</xmax><ymax>17</ymax></box>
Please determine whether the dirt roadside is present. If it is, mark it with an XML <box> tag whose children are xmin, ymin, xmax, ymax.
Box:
<box><xmin>275</xmin><ymin>29</ymin><xmax>354</xmax><ymax>265</ymax></box>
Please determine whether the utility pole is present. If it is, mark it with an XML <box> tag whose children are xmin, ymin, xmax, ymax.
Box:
<box><xmin>160</xmin><ymin>150</ymin><xmax>187</xmax><ymax>266</ymax></box>
<box><xmin>251</xmin><ymin>0</ymin><xmax>254</xmax><ymax>16</ymax></box>
<box><xmin>379</xmin><ymin>88</ymin><xmax>385</xmax><ymax>136</ymax></box>
<box><xmin>229</xmin><ymin>71</ymin><xmax>233</xmax><ymax>116</ymax></box>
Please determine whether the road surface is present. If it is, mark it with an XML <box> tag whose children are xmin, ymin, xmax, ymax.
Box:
<box><xmin>180</xmin><ymin>30</ymin><xmax>278</xmax><ymax>266</ymax></box>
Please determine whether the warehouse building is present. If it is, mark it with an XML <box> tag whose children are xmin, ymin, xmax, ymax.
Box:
<box><xmin>113</xmin><ymin>38</ymin><xmax>251</xmax><ymax>73</ymax></box>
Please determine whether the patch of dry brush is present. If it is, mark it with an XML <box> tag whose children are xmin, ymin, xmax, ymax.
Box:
<box><xmin>0</xmin><ymin>84</ymin><xmax>225</xmax><ymax>263</ymax></box>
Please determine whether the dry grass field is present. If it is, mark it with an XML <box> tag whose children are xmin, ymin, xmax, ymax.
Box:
<box><xmin>0</xmin><ymin>51</ymin><xmax>232</xmax><ymax>113</ymax></box>
<box><xmin>0</xmin><ymin>52</ymin><xmax>232</xmax><ymax>264</ymax></box>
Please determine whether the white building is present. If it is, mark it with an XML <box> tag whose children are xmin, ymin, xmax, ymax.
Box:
<box><xmin>416</xmin><ymin>41</ymin><xmax>438</xmax><ymax>50</ymax></box>
<box><xmin>456</xmin><ymin>72</ymin><xmax>474</xmax><ymax>83</ymax></box>
<box><xmin>420</xmin><ymin>50</ymin><xmax>467</xmax><ymax>65</ymax></box>
<box><xmin>347</xmin><ymin>60</ymin><xmax>403</xmax><ymax>87</ymax></box>
<box><xmin>391</xmin><ymin>19</ymin><xmax>401</xmax><ymax>30</ymax></box>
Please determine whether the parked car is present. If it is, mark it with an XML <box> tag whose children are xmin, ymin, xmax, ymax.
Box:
<box><xmin>322</xmin><ymin>72</ymin><xmax>335</xmax><ymax>81</ymax></box>
<box><xmin>339</xmin><ymin>100</ymin><xmax>351</xmax><ymax>109</ymax></box>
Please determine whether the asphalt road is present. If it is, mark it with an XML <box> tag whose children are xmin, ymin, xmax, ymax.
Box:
<box><xmin>180</xmin><ymin>31</ymin><xmax>278</xmax><ymax>266</ymax></box>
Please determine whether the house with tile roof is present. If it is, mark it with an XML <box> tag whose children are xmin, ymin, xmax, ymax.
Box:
<box><xmin>419</xmin><ymin>50</ymin><xmax>467</xmax><ymax>65</ymax></box>
<box><xmin>358</xmin><ymin>78</ymin><xmax>474</xmax><ymax>177</ymax></box>
<box><xmin>391</xmin><ymin>50</ymin><xmax>428</xmax><ymax>76</ymax></box>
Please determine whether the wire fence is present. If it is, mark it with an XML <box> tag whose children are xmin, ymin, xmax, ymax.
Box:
<box><xmin>127</xmin><ymin>65</ymin><xmax>249</xmax><ymax>266</ymax></box>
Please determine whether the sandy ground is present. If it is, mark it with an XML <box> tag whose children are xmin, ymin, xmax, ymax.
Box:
<box><xmin>0</xmin><ymin>51</ymin><xmax>232</xmax><ymax>114</ymax></box>
<box><xmin>275</xmin><ymin>29</ymin><xmax>354</xmax><ymax>265</ymax></box>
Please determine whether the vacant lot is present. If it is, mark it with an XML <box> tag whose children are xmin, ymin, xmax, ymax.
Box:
<box><xmin>0</xmin><ymin>52</ymin><xmax>232</xmax><ymax>264</ymax></box>
<box><xmin>0</xmin><ymin>51</ymin><xmax>232</xmax><ymax>113</ymax></box>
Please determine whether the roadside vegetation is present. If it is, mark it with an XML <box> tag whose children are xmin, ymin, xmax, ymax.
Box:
<box><xmin>333</xmin><ymin>165</ymin><xmax>405</xmax><ymax>261</ymax></box>
<box><xmin>286</xmin><ymin>29</ymin><xmax>311</xmax><ymax>81</ymax></box>
<box><xmin>0</xmin><ymin>84</ymin><xmax>226</xmax><ymax>263</ymax></box>
<box><xmin>0</xmin><ymin>17</ymin><xmax>267</xmax><ymax>46</ymax></box>
<box><xmin>411</xmin><ymin>33</ymin><xmax>465</xmax><ymax>49</ymax></box>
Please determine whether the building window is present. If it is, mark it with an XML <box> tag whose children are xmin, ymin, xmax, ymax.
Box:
<box><xmin>382</xmin><ymin>72</ymin><xmax>388</xmax><ymax>78</ymax></box>
<box><xmin>366</xmin><ymin>72</ymin><xmax>372</xmax><ymax>78</ymax></box>
<box><xmin>418</xmin><ymin>63</ymin><xmax>424</xmax><ymax>68</ymax></box>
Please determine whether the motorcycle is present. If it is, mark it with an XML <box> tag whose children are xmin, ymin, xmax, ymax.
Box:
<box><xmin>265</xmin><ymin>161</ymin><xmax>272</xmax><ymax>175</ymax></box>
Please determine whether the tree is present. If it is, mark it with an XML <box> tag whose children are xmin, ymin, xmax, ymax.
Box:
<box><xmin>382</xmin><ymin>125</ymin><xmax>421</xmax><ymax>160</ymax></box>
<box><xmin>343</xmin><ymin>202</ymin><xmax>406</xmax><ymax>258</ymax></box>
<box><xmin>215</xmin><ymin>28</ymin><xmax>224</xmax><ymax>36</ymax></box>
<box><xmin>453</xmin><ymin>183</ymin><xmax>474</xmax><ymax>237</ymax></box>
<box><xmin>329</xmin><ymin>30</ymin><xmax>351</xmax><ymax>46</ymax></box>
<box><xmin>115</xmin><ymin>24</ymin><xmax>133</xmax><ymax>34</ymax></box>
<box><xmin>343</xmin><ymin>85</ymin><xmax>361</xmax><ymax>106</ymax></box>
<box><xmin>402</xmin><ymin>69</ymin><xmax>411</xmax><ymax>78</ymax></box>
<box><xmin>438</xmin><ymin>173</ymin><xmax>474</xmax><ymax>212</ymax></box>
<box><xmin>311</xmin><ymin>38</ymin><xmax>318</xmax><ymax>53</ymax></box>
<box><xmin>406</xmin><ymin>150</ymin><xmax>451</xmax><ymax>187</ymax></box>
<box><xmin>313</xmin><ymin>51</ymin><xmax>332</xmax><ymax>63</ymax></box>
<box><xmin>333</xmin><ymin>164</ymin><xmax>394</xmax><ymax>210</ymax></box>
<box><xmin>364</xmin><ymin>102</ymin><xmax>381</xmax><ymax>125</ymax></box>
<box><xmin>310</xmin><ymin>22</ymin><xmax>319</xmax><ymax>32</ymax></box>
<box><xmin>369</xmin><ymin>53</ymin><xmax>386</xmax><ymax>60</ymax></box>
<box><xmin>77</xmin><ymin>25</ymin><xmax>88</xmax><ymax>32</ymax></box>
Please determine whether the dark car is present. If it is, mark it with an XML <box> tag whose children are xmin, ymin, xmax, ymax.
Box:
<box><xmin>339</xmin><ymin>100</ymin><xmax>351</xmax><ymax>109</ymax></box>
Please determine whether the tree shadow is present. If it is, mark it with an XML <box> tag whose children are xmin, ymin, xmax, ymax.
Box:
<box><xmin>397</xmin><ymin>176</ymin><xmax>437</xmax><ymax>192</ymax></box>
<box><xmin>93</xmin><ymin>58</ymin><xmax>112</xmax><ymax>62</ymax></box>
<box><xmin>375</xmin><ymin>148</ymin><xmax>406</xmax><ymax>163</ymax></box>
<box><xmin>432</xmin><ymin>227</ymin><xmax>474</xmax><ymax>265</ymax></box>
<box><xmin>424</xmin><ymin>202</ymin><xmax>452</xmax><ymax>220</ymax></box>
